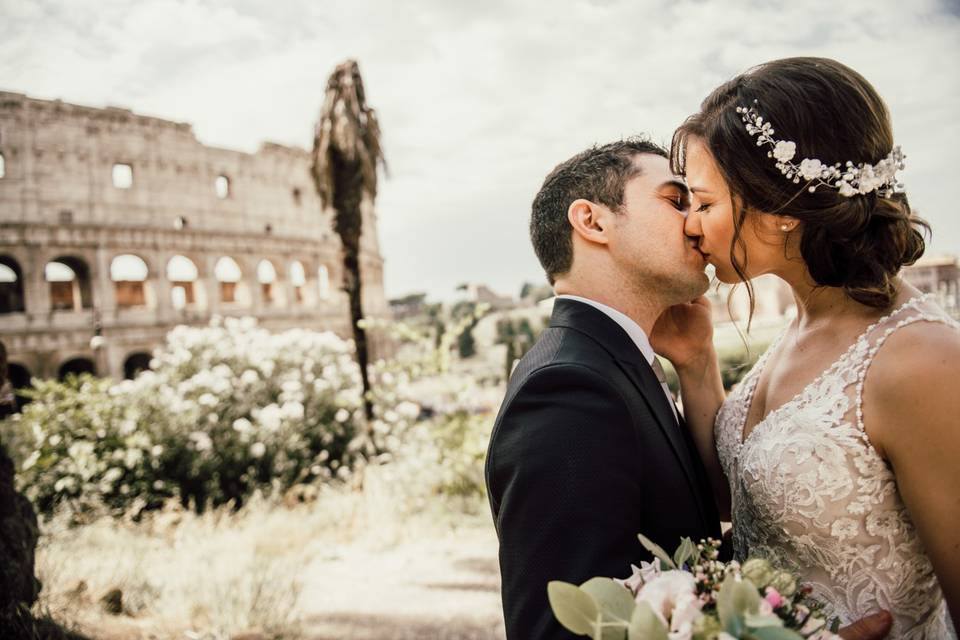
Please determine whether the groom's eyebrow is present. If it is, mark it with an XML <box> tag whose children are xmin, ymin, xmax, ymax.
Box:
<box><xmin>659</xmin><ymin>179</ymin><xmax>690</xmax><ymax>202</ymax></box>
<box><xmin>661</xmin><ymin>179</ymin><xmax>689</xmax><ymax>196</ymax></box>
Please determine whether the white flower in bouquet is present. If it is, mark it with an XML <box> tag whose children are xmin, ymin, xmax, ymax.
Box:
<box><xmin>634</xmin><ymin>569</ymin><xmax>704</xmax><ymax>638</ymax></box>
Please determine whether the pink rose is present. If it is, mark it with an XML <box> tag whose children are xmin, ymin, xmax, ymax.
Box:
<box><xmin>764</xmin><ymin>586</ymin><xmax>784</xmax><ymax>609</ymax></box>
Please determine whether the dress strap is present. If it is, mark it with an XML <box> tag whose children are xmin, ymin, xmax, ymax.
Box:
<box><xmin>854</xmin><ymin>298</ymin><xmax>959</xmax><ymax>436</ymax></box>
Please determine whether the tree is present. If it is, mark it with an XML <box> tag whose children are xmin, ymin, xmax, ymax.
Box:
<box><xmin>311</xmin><ymin>60</ymin><xmax>385</xmax><ymax>421</ymax></box>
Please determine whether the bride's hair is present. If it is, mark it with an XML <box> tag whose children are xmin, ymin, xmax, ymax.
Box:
<box><xmin>670</xmin><ymin>56</ymin><xmax>928</xmax><ymax>310</ymax></box>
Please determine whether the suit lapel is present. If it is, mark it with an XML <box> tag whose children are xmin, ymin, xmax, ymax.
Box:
<box><xmin>615</xmin><ymin>358</ymin><xmax>709</xmax><ymax>525</ymax></box>
<box><xmin>550</xmin><ymin>298</ymin><xmax>712</xmax><ymax>530</ymax></box>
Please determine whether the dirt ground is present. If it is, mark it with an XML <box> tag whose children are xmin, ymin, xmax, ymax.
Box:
<box><xmin>300</xmin><ymin>522</ymin><xmax>505</xmax><ymax>640</ymax></box>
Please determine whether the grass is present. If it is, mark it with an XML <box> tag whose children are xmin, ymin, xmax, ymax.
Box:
<box><xmin>32</xmin><ymin>460</ymin><xmax>492</xmax><ymax>640</ymax></box>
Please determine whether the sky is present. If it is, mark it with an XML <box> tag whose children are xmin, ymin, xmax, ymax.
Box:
<box><xmin>2</xmin><ymin>0</ymin><xmax>959</xmax><ymax>301</ymax></box>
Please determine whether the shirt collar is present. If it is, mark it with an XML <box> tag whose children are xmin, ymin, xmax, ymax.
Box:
<box><xmin>555</xmin><ymin>294</ymin><xmax>656</xmax><ymax>365</ymax></box>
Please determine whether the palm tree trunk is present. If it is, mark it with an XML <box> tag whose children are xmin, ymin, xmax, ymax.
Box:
<box><xmin>331</xmin><ymin>155</ymin><xmax>374</xmax><ymax>422</ymax></box>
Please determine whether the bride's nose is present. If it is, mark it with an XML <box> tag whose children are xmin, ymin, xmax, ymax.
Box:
<box><xmin>684</xmin><ymin>208</ymin><xmax>703</xmax><ymax>238</ymax></box>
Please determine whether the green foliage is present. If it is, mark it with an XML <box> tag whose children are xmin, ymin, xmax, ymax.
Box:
<box><xmin>495</xmin><ymin>316</ymin><xmax>543</xmax><ymax>380</ymax></box>
<box><xmin>430</xmin><ymin>410</ymin><xmax>493</xmax><ymax>497</ymax></box>
<box><xmin>1</xmin><ymin>318</ymin><xmax>415</xmax><ymax>517</ymax></box>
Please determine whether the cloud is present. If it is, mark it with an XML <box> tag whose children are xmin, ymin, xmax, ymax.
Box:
<box><xmin>1</xmin><ymin>0</ymin><xmax>958</xmax><ymax>300</ymax></box>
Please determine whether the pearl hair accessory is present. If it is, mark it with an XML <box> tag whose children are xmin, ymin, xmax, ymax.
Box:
<box><xmin>736</xmin><ymin>101</ymin><xmax>906</xmax><ymax>198</ymax></box>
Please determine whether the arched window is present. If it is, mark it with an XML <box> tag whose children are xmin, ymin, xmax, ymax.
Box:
<box><xmin>123</xmin><ymin>352</ymin><xmax>152</xmax><ymax>380</ymax></box>
<box><xmin>318</xmin><ymin>265</ymin><xmax>331</xmax><ymax>301</ymax></box>
<box><xmin>215</xmin><ymin>256</ymin><xmax>242</xmax><ymax>303</ymax></box>
<box><xmin>7</xmin><ymin>363</ymin><xmax>31</xmax><ymax>411</ymax></box>
<box><xmin>257</xmin><ymin>260</ymin><xmax>277</xmax><ymax>304</ymax></box>
<box><xmin>58</xmin><ymin>357</ymin><xmax>96</xmax><ymax>381</ymax></box>
<box><xmin>290</xmin><ymin>261</ymin><xmax>306</xmax><ymax>303</ymax></box>
<box><xmin>46</xmin><ymin>257</ymin><xmax>93</xmax><ymax>312</ymax></box>
<box><xmin>112</xmin><ymin>163</ymin><xmax>133</xmax><ymax>189</ymax></box>
<box><xmin>215</xmin><ymin>175</ymin><xmax>230</xmax><ymax>199</ymax></box>
<box><xmin>0</xmin><ymin>152</ymin><xmax>6</xmax><ymax>179</ymax></box>
<box><xmin>111</xmin><ymin>254</ymin><xmax>149</xmax><ymax>307</ymax></box>
<box><xmin>167</xmin><ymin>255</ymin><xmax>199</xmax><ymax>309</ymax></box>
<box><xmin>0</xmin><ymin>256</ymin><xmax>26</xmax><ymax>314</ymax></box>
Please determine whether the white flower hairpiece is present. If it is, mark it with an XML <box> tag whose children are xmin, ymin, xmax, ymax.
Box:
<box><xmin>736</xmin><ymin>102</ymin><xmax>906</xmax><ymax>198</ymax></box>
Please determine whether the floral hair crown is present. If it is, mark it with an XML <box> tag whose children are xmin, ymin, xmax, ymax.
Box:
<box><xmin>736</xmin><ymin>101</ymin><xmax>905</xmax><ymax>198</ymax></box>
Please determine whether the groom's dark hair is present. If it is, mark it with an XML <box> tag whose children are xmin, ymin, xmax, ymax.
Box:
<box><xmin>530</xmin><ymin>137</ymin><xmax>666</xmax><ymax>285</ymax></box>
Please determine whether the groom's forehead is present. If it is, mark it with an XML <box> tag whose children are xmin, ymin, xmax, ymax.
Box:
<box><xmin>630</xmin><ymin>153</ymin><xmax>687</xmax><ymax>193</ymax></box>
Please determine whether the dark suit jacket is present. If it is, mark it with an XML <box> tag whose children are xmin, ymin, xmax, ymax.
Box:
<box><xmin>485</xmin><ymin>298</ymin><xmax>721</xmax><ymax>639</ymax></box>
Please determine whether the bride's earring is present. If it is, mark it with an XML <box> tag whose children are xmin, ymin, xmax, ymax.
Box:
<box><xmin>781</xmin><ymin>224</ymin><xmax>790</xmax><ymax>231</ymax></box>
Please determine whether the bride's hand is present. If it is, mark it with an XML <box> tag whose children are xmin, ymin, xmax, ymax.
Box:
<box><xmin>650</xmin><ymin>296</ymin><xmax>715</xmax><ymax>370</ymax></box>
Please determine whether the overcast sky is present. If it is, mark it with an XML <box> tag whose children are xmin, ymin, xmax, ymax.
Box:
<box><xmin>2</xmin><ymin>0</ymin><xmax>958</xmax><ymax>301</ymax></box>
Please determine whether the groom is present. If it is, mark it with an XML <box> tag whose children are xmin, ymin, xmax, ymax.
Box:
<box><xmin>484</xmin><ymin>139</ymin><xmax>892</xmax><ymax>639</ymax></box>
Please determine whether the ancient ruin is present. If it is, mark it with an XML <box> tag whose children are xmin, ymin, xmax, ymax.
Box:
<box><xmin>0</xmin><ymin>91</ymin><xmax>389</xmax><ymax>387</ymax></box>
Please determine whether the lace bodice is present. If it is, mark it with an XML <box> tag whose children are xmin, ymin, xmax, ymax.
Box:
<box><xmin>715</xmin><ymin>295</ymin><xmax>958</xmax><ymax>639</ymax></box>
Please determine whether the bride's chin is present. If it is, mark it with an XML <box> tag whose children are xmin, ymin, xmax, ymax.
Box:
<box><xmin>712</xmin><ymin>266</ymin><xmax>743</xmax><ymax>285</ymax></box>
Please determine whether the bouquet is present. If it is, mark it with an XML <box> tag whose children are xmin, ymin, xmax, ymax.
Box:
<box><xmin>548</xmin><ymin>534</ymin><xmax>840</xmax><ymax>640</ymax></box>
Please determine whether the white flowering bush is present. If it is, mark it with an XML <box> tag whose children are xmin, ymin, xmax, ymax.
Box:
<box><xmin>2</xmin><ymin>317</ymin><xmax>417</xmax><ymax>516</ymax></box>
<box><xmin>2</xmin><ymin>376</ymin><xmax>161</xmax><ymax>515</ymax></box>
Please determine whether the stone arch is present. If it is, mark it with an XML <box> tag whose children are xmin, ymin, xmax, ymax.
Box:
<box><xmin>46</xmin><ymin>255</ymin><xmax>94</xmax><ymax>312</ymax></box>
<box><xmin>257</xmin><ymin>259</ymin><xmax>285</xmax><ymax>307</ymax></box>
<box><xmin>167</xmin><ymin>254</ymin><xmax>207</xmax><ymax>311</ymax></box>
<box><xmin>7</xmin><ymin>362</ymin><xmax>32</xmax><ymax>411</ymax></box>
<box><xmin>58</xmin><ymin>357</ymin><xmax>96</xmax><ymax>380</ymax></box>
<box><xmin>318</xmin><ymin>264</ymin><xmax>332</xmax><ymax>301</ymax></box>
<box><xmin>123</xmin><ymin>351</ymin><xmax>152</xmax><ymax>380</ymax></box>
<box><xmin>215</xmin><ymin>256</ymin><xmax>250</xmax><ymax>306</ymax></box>
<box><xmin>111</xmin><ymin>253</ymin><xmax>151</xmax><ymax>309</ymax></box>
<box><xmin>289</xmin><ymin>260</ymin><xmax>308</xmax><ymax>305</ymax></box>
<box><xmin>0</xmin><ymin>255</ymin><xmax>26</xmax><ymax>314</ymax></box>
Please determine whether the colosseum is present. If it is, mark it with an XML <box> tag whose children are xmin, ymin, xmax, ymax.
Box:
<box><xmin>0</xmin><ymin>90</ymin><xmax>389</xmax><ymax>393</ymax></box>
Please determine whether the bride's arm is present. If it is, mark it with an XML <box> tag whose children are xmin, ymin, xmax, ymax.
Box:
<box><xmin>651</xmin><ymin>297</ymin><xmax>730</xmax><ymax>519</ymax></box>
<box><xmin>863</xmin><ymin>322</ymin><xmax>960</xmax><ymax>625</ymax></box>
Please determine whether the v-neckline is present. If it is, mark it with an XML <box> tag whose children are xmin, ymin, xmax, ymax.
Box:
<box><xmin>737</xmin><ymin>294</ymin><xmax>927</xmax><ymax>448</ymax></box>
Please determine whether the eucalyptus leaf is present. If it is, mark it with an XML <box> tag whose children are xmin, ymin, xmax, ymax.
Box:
<box><xmin>750</xmin><ymin>626</ymin><xmax>806</xmax><ymax>640</ymax></box>
<box><xmin>581</xmin><ymin>577</ymin><xmax>636</xmax><ymax>624</ymax></box>
<box><xmin>637</xmin><ymin>533</ymin><xmax>677</xmax><ymax>570</ymax></box>
<box><xmin>717</xmin><ymin>574</ymin><xmax>761</xmax><ymax>636</ymax></box>
<box><xmin>672</xmin><ymin>536</ymin><xmax>700</xmax><ymax>568</ymax></box>
<box><xmin>548</xmin><ymin>581</ymin><xmax>600</xmax><ymax>636</ymax></box>
<box><xmin>627</xmin><ymin>601</ymin><xmax>669</xmax><ymax>640</ymax></box>
<box><xmin>745</xmin><ymin>612</ymin><xmax>785</xmax><ymax>628</ymax></box>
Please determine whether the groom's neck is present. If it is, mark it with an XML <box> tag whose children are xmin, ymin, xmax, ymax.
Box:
<box><xmin>553</xmin><ymin>279</ymin><xmax>664</xmax><ymax>335</ymax></box>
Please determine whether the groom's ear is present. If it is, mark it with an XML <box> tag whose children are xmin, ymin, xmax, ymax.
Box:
<box><xmin>567</xmin><ymin>199</ymin><xmax>611</xmax><ymax>246</ymax></box>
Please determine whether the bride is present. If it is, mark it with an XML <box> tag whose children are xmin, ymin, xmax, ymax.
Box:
<box><xmin>652</xmin><ymin>57</ymin><xmax>959</xmax><ymax>638</ymax></box>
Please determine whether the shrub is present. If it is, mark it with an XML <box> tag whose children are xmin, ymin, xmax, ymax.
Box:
<box><xmin>1</xmin><ymin>318</ymin><xmax>416</xmax><ymax>516</ymax></box>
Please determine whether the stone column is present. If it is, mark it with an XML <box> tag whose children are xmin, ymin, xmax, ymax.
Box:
<box><xmin>202</xmin><ymin>253</ymin><xmax>221</xmax><ymax>317</ymax></box>
<box><xmin>22</xmin><ymin>249</ymin><xmax>50</xmax><ymax>324</ymax></box>
<box><xmin>148</xmin><ymin>250</ymin><xmax>173</xmax><ymax>324</ymax></box>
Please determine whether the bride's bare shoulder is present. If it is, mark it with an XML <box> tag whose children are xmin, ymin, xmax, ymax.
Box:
<box><xmin>861</xmin><ymin>318</ymin><xmax>960</xmax><ymax>458</ymax></box>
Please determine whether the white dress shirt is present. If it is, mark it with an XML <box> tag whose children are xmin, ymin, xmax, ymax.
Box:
<box><xmin>555</xmin><ymin>294</ymin><xmax>679</xmax><ymax>421</ymax></box>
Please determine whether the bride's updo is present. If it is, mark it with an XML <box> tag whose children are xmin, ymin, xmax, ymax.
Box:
<box><xmin>671</xmin><ymin>57</ymin><xmax>928</xmax><ymax>309</ymax></box>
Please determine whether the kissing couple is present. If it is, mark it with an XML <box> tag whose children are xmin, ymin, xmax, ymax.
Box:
<box><xmin>485</xmin><ymin>57</ymin><xmax>959</xmax><ymax>639</ymax></box>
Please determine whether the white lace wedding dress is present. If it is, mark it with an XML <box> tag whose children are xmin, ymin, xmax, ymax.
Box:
<box><xmin>715</xmin><ymin>295</ymin><xmax>957</xmax><ymax>639</ymax></box>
